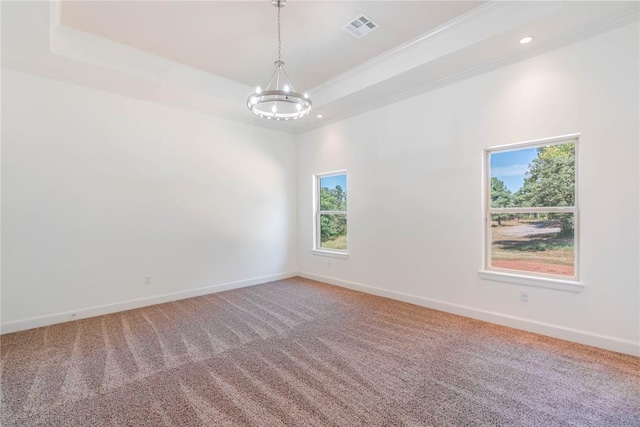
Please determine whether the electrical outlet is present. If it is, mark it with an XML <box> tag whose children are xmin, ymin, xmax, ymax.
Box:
<box><xmin>145</xmin><ymin>276</ymin><xmax>152</xmax><ymax>286</ymax></box>
<box><xmin>520</xmin><ymin>291</ymin><xmax>529</xmax><ymax>302</ymax></box>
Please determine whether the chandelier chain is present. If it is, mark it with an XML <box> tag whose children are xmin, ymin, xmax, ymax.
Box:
<box><xmin>277</xmin><ymin>4</ymin><xmax>282</xmax><ymax>62</ymax></box>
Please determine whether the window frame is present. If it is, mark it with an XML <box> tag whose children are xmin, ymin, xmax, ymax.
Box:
<box><xmin>313</xmin><ymin>170</ymin><xmax>348</xmax><ymax>257</ymax></box>
<box><xmin>481</xmin><ymin>134</ymin><xmax>583</xmax><ymax>290</ymax></box>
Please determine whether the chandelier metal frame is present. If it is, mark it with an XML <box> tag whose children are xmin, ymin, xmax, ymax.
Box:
<box><xmin>247</xmin><ymin>0</ymin><xmax>311</xmax><ymax>120</ymax></box>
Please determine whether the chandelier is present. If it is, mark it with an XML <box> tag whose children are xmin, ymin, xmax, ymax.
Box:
<box><xmin>247</xmin><ymin>0</ymin><xmax>312</xmax><ymax>120</ymax></box>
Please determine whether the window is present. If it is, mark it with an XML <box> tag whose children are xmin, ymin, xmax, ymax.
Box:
<box><xmin>485</xmin><ymin>135</ymin><xmax>578</xmax><ymax>280</ymax></box>
<box><xmin>314</xmin><ymin>171</ymin><xmax>347</xmax><ymax>253</ymax></box>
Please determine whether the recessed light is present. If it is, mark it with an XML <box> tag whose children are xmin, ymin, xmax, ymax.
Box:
<box><xmin>316</xmin><ymin>114</ymin><xmax>323</xmax><ymax>118</ymax></box>
<box><xmin>520</xmin><ymin>36</ymin><xmax>533</xmax><ymax>44</ymax></box>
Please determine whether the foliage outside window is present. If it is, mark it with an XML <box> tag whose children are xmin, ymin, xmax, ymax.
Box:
<box><xmin>315</xmin><ymin>172</ymin><xmax>347</xmax><ymax>252</ymax></box>
<box><xmin>486</xmin><ymin>137</ymin><xmax>577</xmax><ymax>278</ymax></box>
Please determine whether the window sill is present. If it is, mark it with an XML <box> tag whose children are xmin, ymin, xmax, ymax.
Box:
<box><xmin>312</xmin><ymin>249</ymin><xmax>348</xmax><ymax>259</ymax></box>
<box><xmin>478</xmin><ymin>270</ymin><xmax>584</xmax><ymax>293</ymax></box>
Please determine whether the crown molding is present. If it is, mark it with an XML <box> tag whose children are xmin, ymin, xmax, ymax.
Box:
<box><xmin>307</xmin><ymin>2</ymin><xmax>500</xmax><ymax>95</ymax></box>
<box><xmin>294</xmin><ymin>8</ymin><xmax>640</xmax><ymax>135</ymax></box>
<box><xmin>33</xmin><ymin>0</ymin><xmax>640</xmax><ymax>135</ymax></box>
<box><xmin>308</xmin><ymin>1</ymin><xmax>563</xmax><ymax>109</ymax></box>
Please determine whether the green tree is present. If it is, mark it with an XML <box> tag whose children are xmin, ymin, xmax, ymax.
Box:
<box><xmin>517</xmin><ymin>144</ymin><xmax>574</xmax><ymax>207</ymax></box>
<box><xmin>515</xmin><ymin>143</ymin><xmax>575</xmax><ymax>235</ymax></box>
<box><xmin>490</xmin><ymin>177</ymin><xmax>512</xmax><ymax>226</ymax></box>
<box><xmin>320</xmin><ymin>185</ymin><xmax>347</xmax><ymax>243</ymax></box>
<box><xmin>320</xmin><ymin>185</ymin><xmax>346</xmax><ymax>211</ymax></box>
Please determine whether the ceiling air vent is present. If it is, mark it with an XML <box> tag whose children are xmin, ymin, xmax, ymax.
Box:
<box><xmin>344</xmin><ymin>15</ymin><xmax>377</xmax><ymax>38</ymax></box>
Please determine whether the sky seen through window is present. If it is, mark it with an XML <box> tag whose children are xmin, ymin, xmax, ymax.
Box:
<box><xmin>320</xmin><ymin>174</ymin><xmax>347</xmax><ymax>192</ymax></box>
<box><xmin>490</xmin><ymin>147</ymin><xmax>537</xmax><ymax>193</ymax></box>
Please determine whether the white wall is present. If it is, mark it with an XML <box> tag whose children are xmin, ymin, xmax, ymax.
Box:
<box><xmin>2</xmin><ymin>22</ymin><xmax>638</xmax><ymax>356</ymax></box>
<box><xmin>297</xmin><ymin>23</ymin><xmax>640</xmax><ymax>355</ymax></box>
<box><xmin>1</xmin><ymin>70</ymin><xmax>297</xmax><ymax>330</ymax></box>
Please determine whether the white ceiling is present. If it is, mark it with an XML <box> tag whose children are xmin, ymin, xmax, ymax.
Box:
<box><xmin>2</xmin><ymin>1</ymin><xmax>639</xmax><ymax>133</ymax></box>
<box><xmin>61</xmin><ymin>1</ymin><xmax>484</xmax><ymax>91</ymax></box>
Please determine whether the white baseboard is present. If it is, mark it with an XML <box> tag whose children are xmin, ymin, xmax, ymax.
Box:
<box><xmin>298</xmin><ymin>271</ymin><xmax>640</xmax><ymax>357</ymax></box>
<box><xmin>1</xmin><ymin>272</ymin><xmax>297</xmax><ymax>334</ymax></box>
<box><xmin>4</xmin><ymin>271</ymin><xmax>638</xmax><ymax>357</ymax></box>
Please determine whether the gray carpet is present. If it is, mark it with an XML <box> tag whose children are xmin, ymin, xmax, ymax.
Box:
<box><xmin>1</xmin><ymin>277</ymin><xmax>639</xmax><ymax>426</ymax></box>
